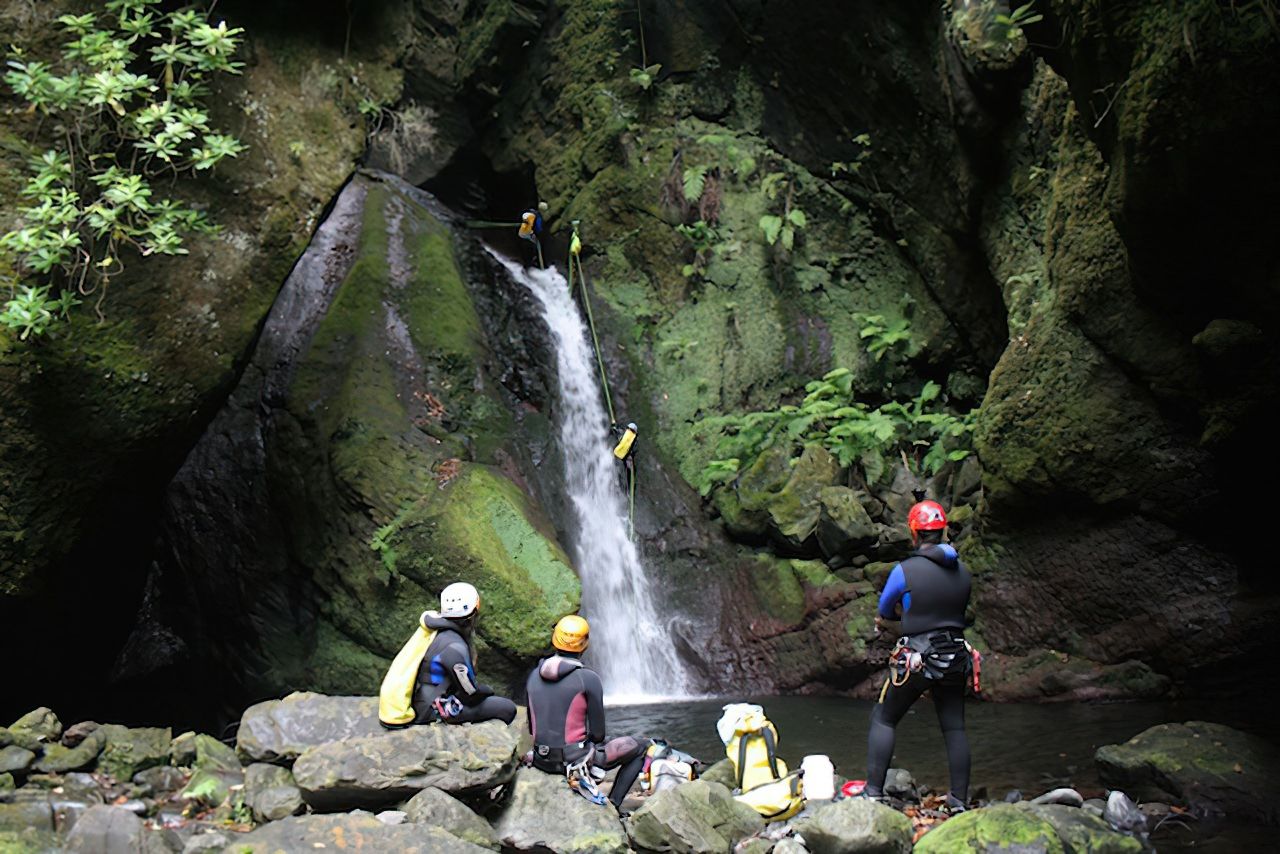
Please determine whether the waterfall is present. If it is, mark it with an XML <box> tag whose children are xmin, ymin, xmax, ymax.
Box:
<box><xmin>491</xmin><ymin>253</ymin><xmax>690</xmax><ymax>702</ymax></box>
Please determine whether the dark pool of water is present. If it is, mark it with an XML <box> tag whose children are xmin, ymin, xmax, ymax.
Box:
<box><xmin>608</xmin><ymin>695</ymin><xmax>1277</xmax><ymax>853</ymax></box>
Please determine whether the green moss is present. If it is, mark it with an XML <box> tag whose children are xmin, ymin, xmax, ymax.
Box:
<box><xmin>843</xmin><ymin>596</ymin><xmax>879</xmax><ymax>658</ymax></box>
<box><xmin>404</xmin><ymin>228</ymin><xmax>483</xmax><ymax>360</ymax></box>
<box><xmin>914</xmin><ymin>803</ymin><xmax>1066</xmax><ymax>854</ymax></box>
<box><xmin>748</xmin><ymin>555</ymin><xmax>806</xmax><ymax>625</ymax></box>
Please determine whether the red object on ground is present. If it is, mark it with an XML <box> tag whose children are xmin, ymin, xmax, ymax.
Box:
<box><xmin>841</xmin><ymin>780</ymin><xmax>867</xmax><ymax>797</ymax></box>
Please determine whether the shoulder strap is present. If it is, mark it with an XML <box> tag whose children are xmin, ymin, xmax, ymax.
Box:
<box><xmin>736</xmin><ymin>732</ymin><xmax>749</xmax><ymax>790</ymax></box>
<box><xmin>762</xmin><ymin>726</ymin><xmax>781</xmax><ymax>780</ymax></box>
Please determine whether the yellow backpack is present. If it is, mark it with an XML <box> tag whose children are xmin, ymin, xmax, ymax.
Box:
<box><xmin>726</xmin><ymin>710</ymin><xmax>804</xmax><ymax>822</ymax></box>
<box><xmin>613</xmin><ymin>427</ymin><xmax>637</xmax><ymax>460</ymax></box>
<box><xmin>378</xmin><ymin>614</ymin><xmax>438</xmax><ymax>727</ymax></box>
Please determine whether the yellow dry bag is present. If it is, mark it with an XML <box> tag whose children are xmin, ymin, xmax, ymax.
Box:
<box><xmin>725</xmin><ymin>710</ymin><xmax>804</xmax><ymax>822</ymax></box>
<box><xmin>378</xmin><ymin>614</ymin><xmax>438</xmax><ymax>727</ymax></box>
<box><xmin>613</xmin><ymin>427</ymin><xmax>637</xmax><ymax>461</ymax></box>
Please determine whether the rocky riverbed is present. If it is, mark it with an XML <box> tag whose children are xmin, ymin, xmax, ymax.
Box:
<box><xmin>3</xmin><ymin>692</ymin><xmax>1275</xmax><ymax>853</ymax></box>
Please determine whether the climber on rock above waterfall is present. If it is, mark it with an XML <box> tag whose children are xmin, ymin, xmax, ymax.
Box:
<box><xmin>378</xmin><ymin>581</ymin><xmax>517</xmax><ymax>728</ymax></box>
<box><xmin>862</xmin><ymin>500</ymin><xmax>978</xmax><ymax>813</ymax></box>
<box><xmin>525</xmin><ymin>615</ymin><xmax>654</xmax><ymax>810</ymax></box>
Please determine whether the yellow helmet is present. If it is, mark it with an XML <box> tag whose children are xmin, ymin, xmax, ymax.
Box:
<box><xmin>552</xmin><ymin>615</ymin><xmax>590</xmax><ymax>653</ymax></box>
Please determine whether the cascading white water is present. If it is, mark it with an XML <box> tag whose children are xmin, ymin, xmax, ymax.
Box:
<box><xmin>492</xmin><ymin>254</ymin><xmax>689</xmax><ymax>701</ymax></box>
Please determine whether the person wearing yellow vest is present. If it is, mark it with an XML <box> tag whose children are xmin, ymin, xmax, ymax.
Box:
<box><xmin>378</xmin><ymin>582</ymin><xmax>517</xmax><ymax>728</ymax></box>
<box><xmin>518</xmin><ymin>202</ymin><xmax>548</xmax><ymax>268</ymax></box>
<box><xmin>611</xmin><ymin>422</ymin><xmax>638</xmax><ymax>472</ymax></box>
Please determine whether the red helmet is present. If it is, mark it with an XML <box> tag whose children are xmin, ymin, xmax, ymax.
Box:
<box><xmin>907</xmin><ymin>500</ymin><xmax>947</xmax><ymax>533</ymax></box>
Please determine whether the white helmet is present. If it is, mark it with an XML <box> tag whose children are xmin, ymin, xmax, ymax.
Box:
<box><xmin>440</xmin><ymin>582</ymin><xmax>480</xmax><ymax>619</ymax></box>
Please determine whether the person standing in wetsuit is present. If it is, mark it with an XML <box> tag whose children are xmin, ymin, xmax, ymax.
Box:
<box><xmin>525</xmin><ymin>615</ymin><xmax>652</xmax><ymax>809</ymax></box>
<box><xmin>408</xmin><ymin>582</ymin><xmax>517</xmax><ymax>726</ymax></box>
<box><xmin>864</xmin><ymin>500</ymin><xmax>973</xmax><ymax>811</ymax></box>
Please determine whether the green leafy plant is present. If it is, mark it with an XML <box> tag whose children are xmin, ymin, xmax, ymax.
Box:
<box><xmin>629</xmin><ymin>62</ymin><xmax>662</xmax><ymax>91</ymax></box>
<box><xmin>993</xmin><ymin>1</ymin><xmax>1044</xmax><ymax>40</ymax></box>
<box><xmin>675</xmin><ymin>219</ymin><xmax>719</xmax><ymax>278</ymax></box>
<box><xmin>682</xmin><ymin>165</ymin><xmax>707</xmax><ymax>203</ymax></box>
<box><xmin>694</xmin><ymin>368</ymin><xmax>977</xmax><ymax>496</ymax></box>
<box><xmin>1</xmin><ymin>1</ymin><xmax>246</xmax><ymax>337</ymax></box>
<box><xmin>757</xmin><ymin>171</ymin><xmax>806</xmax><ymax>251</ymax></box>
<box><xmin>853</xmin><ymin>311</ymin><xmax>911</xmax><ymax>361</ymax></box>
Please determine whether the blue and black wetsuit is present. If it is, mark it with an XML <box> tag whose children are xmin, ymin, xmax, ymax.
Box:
<box><xmin>413</xmin><ymin>613</ymin><xmax>517</xmax><ymax>725</ymax></box>
<box><xmin>867</xmin><ymin>543</ymin><xmax>972</xmax><ymax>802</ymax></box>
<box><xmin>525</xmin><ymin>654</ymin><xmax>651</xmax><ymax>807</ymax></box>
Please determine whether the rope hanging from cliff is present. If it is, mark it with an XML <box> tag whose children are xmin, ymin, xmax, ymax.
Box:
<box><xmin>569</xmin><ymin>222</ymin><xmax>616</xmax><ymax>425</ymax></box>
<box><xmin>628</xmin><ymin>465</ymin><xmax>637</xmax><ymax>539</ymax></box>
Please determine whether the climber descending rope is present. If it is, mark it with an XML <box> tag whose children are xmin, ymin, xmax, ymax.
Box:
<box><xmin>569</xmin><ymin>220</ymin><xmax>638</xmax><ymax>537</ymax></box>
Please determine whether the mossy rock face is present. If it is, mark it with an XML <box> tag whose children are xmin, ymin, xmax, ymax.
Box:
<box><xmin>980</xmin><ymin>650</ymin><xmax>1170</xmax><ymax>703</ymax></box>
<box><xmin>1014</xmin><ymin>803</ymin><xmax>1143</xmax><ymax>854</ymax></box>
<box><xmin>97</xmin><ymin>725</ymin><xmax>172</xmax><ymax>782</ymax></box>
<box><xmin>151</xmin><ymin>173</ymin><xmax>577</xmax><ymax>701</ymax></box>
<box><xmin>1095</xmin><ymin>721</ymin><xmax>1280</xmax><ymax>824</ymax></box>
<box><xmin>0</xmin><ymin>2</ymin><xmax>375</xmax><ymax>601</ymax></box>
<box><xmin>914</xmin><ymin>803</ymin><xmax>1066</xmax><ymax>854</ymax></box>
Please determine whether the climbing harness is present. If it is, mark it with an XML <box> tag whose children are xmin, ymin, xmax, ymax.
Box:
<box><xmin>884</xmin><ymin>630</ymin><xmax>977</xmax><ymax>693</ymax></box>
<box><xmin>565</xmin><ymin>753</ymin><xmax>608</xmax><ymax>805</ymax></box>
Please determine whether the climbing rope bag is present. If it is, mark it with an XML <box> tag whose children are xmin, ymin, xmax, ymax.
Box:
<box><xmin>378</xmin><ymin>613</ymin><xmax>439</xmax><ymax>727</ymax></box>
<box><xmin>613</xmin><ymin>427</ymin><xmax>637</xmax><ymax>461</ymax></box>
<box><xmin>719</xmin><ymin>705</ymin><xmax>804</xmax><ymax>822</ymax></box>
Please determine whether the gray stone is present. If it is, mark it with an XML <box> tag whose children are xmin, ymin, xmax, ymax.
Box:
<box><xmin>292</xmin><ymin>719</ymin><xmax>518</xmax><ymax>810</ymax></box>
<box><xmin>790</xmin><ymin>797</ymin><xmax>913</xmax><ymax>854</ymax></box>
<box><xmin>699</xmin><ymin>758</ymin><xmax>736</xmax><ymax>789</ymax></box>
<box><xmin>492</xmin><ymin>768</ymin><xmax>627</xmax><ymax>854</ymax></box>
<box><xmin>98</xmin><ymin>724</ymin><xmax>172</xmax><ymax>781</ymax></box>
<box><xmin>775</xmin><ymin>839</ymin><xmax>811</xmax><ymax>854</ymax></box>
<box><xmin>0</xmin><ymin>745</ymin><xmax>34</xmax><ymax>775</ymax></box>
<box><xmin>883</xmin><ymin>768</ymin><xmax>914</xmax><ymax>799</ymax></box>
<box><xmin>61</xmin><ymin>721</ymin><xmax>101</xmax><ymax>748</ymax></box>
<box><xmin>182</xmin><ymin>830</ymin><xmax>230</xmax><ymax>853</ymax></box>
<box><xmin>244</xmin><ymin>762</ymin><xmax>304</xmax><ymax>823</ymax></box>
<box><xmin>403</xmin><ymin>785</ymin><xmax>501</xmax><ymax>850</ymax></box>
<box><xmin>0</xmin><ymin>773</ymin><xmax>12</xmax><ymax>792</ymax></box>
<box><xmin>233</xmin><ymin>812</ymin><xmax>492</xmax><ymax>852</ymax></box>
<box><xmin>377</xmin><ymin>809</ymin><xmax>407</xmax><ymax>825</ymax></box>
<box><xmin>236</xmin><ymin>692</ymin><xmax>383</xmax><ymax>765</ymax></box>
<box><xmin>135</xmin><ymin>765</ymin><xmax>190</xmax><ymax>795</ymax></box>
<box><xmin>169</xmin><ymin>731</ymin><xmax>198</xmax><ymax>767</ymax></box>
<box><xmin>33</xmin><ymin>729</ymin><xmax>107</xmax><ymax>774</ymax></box>
<box><xmin>0</xmin><ymin>799</ymin><xmax>54</xmax><ymax>832</ymax></box>
<box><xmin>627</xmin><ymin>779</ymin><xmax>764</xmax><ymax>853</ymax></box>
<box><xmin>64</xmin><ymin>804</ymin><xmax>157</xmax><ymax>853</ymax></box>
<box><xmin>192</xmin><ymin>734</ymin><xmax>241</xmax><ymax>773</ymax></box>
<box><xmin>1030</xmin><ymin>787</ymin><xmax>1084</xmax><ymax>807</ymax></box>
<box><xmin>51</xmin><ymin>795</ymin><xmax>102</xmax><ymax>834</ymax></box>
<box><xmin>1017</xmin><ymin>802</ymin><xmax>1144</xmax><ymax>853</ymax></box>
<box><xmin>1095</xmin><ymin>720</ymin><xmax>1280</xmax><ymax>824</ymax></box>
<box><xmin>179</xmin><ymin>734</ymin><xmax>245</xmax><ymax>808</ymax></box>
<box><xmin>1083</xmin><ymin>798</ymin><xmax>1106</xmax><ymax>818</ymax></box>
<box><xmin>9</xmin><ymin>708</ymin><xmax>61</xmax><ymax>743</ymax></box>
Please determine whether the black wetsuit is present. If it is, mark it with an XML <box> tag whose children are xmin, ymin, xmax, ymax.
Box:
<box><xmin>866</xmin><ymin>543</ymin><xmax>972</xmax><ymax>801</ymax></box>
<box><xmin>412</xmin><ymin>613</ymin><xmax>517</xmax><ymax>725</ymax></box>
<box><xmin>525</xmin><ymin>654</ymin><xmax>650</xmax><ymax>807</ymax></box>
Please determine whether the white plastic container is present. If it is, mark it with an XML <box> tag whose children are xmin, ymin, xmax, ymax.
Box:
<box><xmin>800</xmin><ymin>754</ymin><xmax>835</xmax><ymax>800</ymax></box>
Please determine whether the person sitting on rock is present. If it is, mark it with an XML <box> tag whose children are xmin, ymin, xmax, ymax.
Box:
<box><xmin>863</xmin><ymin>500</ymin><xmax>975</xmax><ymax>812</ymax></box>
<box><xmin>525</xmin><ymin>615</ymin><xmax>651</xmax><ymax>809</ymax></box>
<box><xmin>379</xmin><ymin>581</ymin><xmax>517</xmax><ymax>728</ymax></box>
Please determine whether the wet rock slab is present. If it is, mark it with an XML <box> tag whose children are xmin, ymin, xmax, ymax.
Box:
<box><xmin>291</xmin><ymin>719</ymin><xmax>518</xmax><ymax>810</ymax></box>
<box><xmin>236</xmin><ymin>692</ymin><xmax>383</xmax><ymax>765</ymax></box>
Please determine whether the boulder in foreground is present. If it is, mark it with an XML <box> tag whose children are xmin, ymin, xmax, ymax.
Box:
<box><xmin>790</xmin><ymin>796</ymin><xmax>913</xmax><ymax>853</ymax></box>
<box><xmin>491</xmin><ymin>767</ymin><xmax>628</xmax><ymax>854</ymax></box>
<box><xmin>627</xmin><ymin>779</ymin><xmax>764</xmax><ymax>853</ymax></box>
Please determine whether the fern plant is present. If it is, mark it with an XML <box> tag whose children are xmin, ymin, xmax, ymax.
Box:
<box><xmin>1</xmin><ymin>0</ymin><xmax>246</xmax><ymax>338</ymax></box>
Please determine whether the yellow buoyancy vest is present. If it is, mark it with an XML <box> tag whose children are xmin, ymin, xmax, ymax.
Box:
<box><xmin>613</xmin><ymin>427</ymin><xmax>637</xmax><ymax>460</ymax></box>
<box><xmin>726</xmin><ymin>710</ymin><xmax>804</xmax><ymax>822</ymax></box>
<box><xmin>378</xmin><ymin>614</ymin><xmax>438</xmax><ymax>726</ymax></box>
<box><xmin>518</xmin><ymin>211</ymin><xmax>536</xmax><ymax>238</ymax></box>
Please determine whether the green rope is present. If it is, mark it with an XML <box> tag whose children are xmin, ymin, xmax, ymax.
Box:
<box><xmin>571</xmin><ymin>244</ymin><xmax>616</xmax><ymax>424</ymax></box>
<box><xmin>536</xmin><ymin>238</ymin><xmax>545</xmax><ymax>270</ymax></box>
<box><xmin>464</xmin><ymin>219</ymin><xmax>522</xmax><ymax>229</ymax></box>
